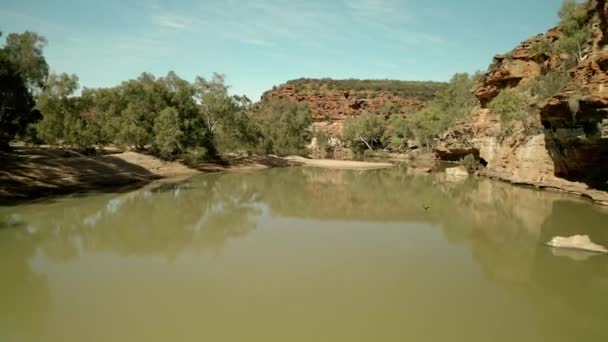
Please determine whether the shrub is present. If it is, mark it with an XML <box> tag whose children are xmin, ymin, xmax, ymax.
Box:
<box><xmin>406</xmin><ymin>73</ymin><xmax>478</xmax><ymax>147</ymax></box>
<box><xmin>313</xmin><ymin>129</ymin><xmax>330</xmax><ymax>150</ymax></box>
<box><xmin>343</xmin><ymin>112</ymin><xmax>386</xmax><ymax>152</ymax></box>
<box><xmin>182</xmin><ymin>146</ymin><xmax>209</xmax><ymax>164</ymax></box>
<box><xmin>526</xmin><ymin>70</ymin><xmax>571</xmax><ymax>104</ymax></box>
<box><xmin>489</xmin><ymin>89</ymin><xmax>530</xmax><ymax>124</ymax></box>
<box><xmin>529</xmin><ymin>38</ymin><xmax>554</xmax><ymax>60</ymax></box>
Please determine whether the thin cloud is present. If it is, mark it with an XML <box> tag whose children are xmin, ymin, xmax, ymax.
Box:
<box><xmin>344</xmin><ymin>0</ymin><xmax>411</xmax><ymax>23</ymax></box>
<box><xmin>154</xmin><ymin>14</ymin><xmax>192</xmax><ymax>30</ymax></box>
<box><xmin>343</xmin><ymin>0</ymin><xmax>443</xmax><ymax>46</ymax></box>
<box><xmin>240</xmin><ymin>38</ymin><xmax>276</xmax><ymax>47</ymax></box>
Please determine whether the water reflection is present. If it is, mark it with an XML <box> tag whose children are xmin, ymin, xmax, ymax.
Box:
<box><xmin>1</xmin><ymin>167</ymin><xmax>608</xmax><ymax>341</ymax></box>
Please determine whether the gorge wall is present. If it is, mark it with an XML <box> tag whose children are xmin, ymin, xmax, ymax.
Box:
<box><xmin>436</xmin><ymin>0</ymin><xmax>608</xmax><ymax>205</ymax></box>
<box><xmin>258</xmin><ymin>1</ymin><xmax>608</xmax><ymax>205</ymax></box>
<box><xmin>260</xmin><ymin>79</ymin><xmax>446</xmax><ymax>136</ymax></box>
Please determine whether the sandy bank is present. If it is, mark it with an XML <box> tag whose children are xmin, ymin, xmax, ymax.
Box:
<box><xmin>284</xmin><ymin>156</ymin><xmax>394</xmax><ymax>170</ymax></box>
<box><xmin>0</xmin><ymin>147</ymin><xmax>295</xmax><ymax>201</ymax></box>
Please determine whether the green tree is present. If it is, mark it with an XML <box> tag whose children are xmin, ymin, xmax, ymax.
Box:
<box><xmin>0</xmin><ymin>31</ymin><xmax>48</xmax><ymax>149</ymax></box>
<box><xmin>382</xmin><ymin>115</ymin><xmax>412</xmax><ymax>151</ymax></box>
<box><xmin>35</xmin><ymin>73</ymin><xmax>81</xmax><ymax>145</ymax></box>
<box><xmin>257</xmin><ymin>99</ymin><xmax>312</xmax><ymax>156</ymax></box>
<box><xmin>557</xmin><ymin>0</ymin><xmax>591</xmax><ymax>61</ymax></box>
<box><xmin>343</xmin><ymin>112</ymin><xmax>386</xmax><ymax>151</ymax></box>
<box><xmin>194</xmin><ymin>73</ymin><xmax>239</xmax><ymax>135</ymax></box>
<box><xmin>2</xmin><ymin>31</ymin><xmax>49</xmax><ymax>91</ymax></box>
<box><xmin>153</xmin><ymin>107</ymin><xmax>183</xmax><ymax>158</ymax></box>
<box><xmin>0</xmin><ymin>49</ymin><xmax>35</xmax><ymax>149</ymax></box>
<box><xmin>406</xmin><ymin>73</ymin><xmax>478</xmax><ymax>147</ymax></box>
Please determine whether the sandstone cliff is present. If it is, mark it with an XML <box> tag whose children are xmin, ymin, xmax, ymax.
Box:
<box><xmin>260</xmin><ymin>79</ymin><xmax>446</xmax><ymax>136</ymax></box>
<box><xmin>437</xmin><ymin>0</ymin><xmax>608</xmax><ymax>205</ymax></box>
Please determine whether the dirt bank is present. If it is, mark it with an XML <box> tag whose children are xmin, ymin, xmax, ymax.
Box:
<box><xmin>0</xmin><ymin>147</ymin><xmax>296</xmax><ymax>201</ymax></box>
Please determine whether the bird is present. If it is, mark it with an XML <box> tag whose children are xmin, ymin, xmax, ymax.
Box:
<box><xmin>422</xmin><ymin>204</ymin><xmax>431</xmax><ymax>211</ymax></box>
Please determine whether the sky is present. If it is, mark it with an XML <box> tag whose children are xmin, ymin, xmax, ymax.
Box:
<box><xmin>0</xmin><ymin>0</ymin><xmax>566</xmax><ymax>101</ymax></box>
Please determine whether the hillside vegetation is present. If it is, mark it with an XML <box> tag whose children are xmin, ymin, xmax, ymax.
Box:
<box><xmin>285</xmin><ymin>78</ymin><xmax>447</xmax><ymax>100</ymax></box>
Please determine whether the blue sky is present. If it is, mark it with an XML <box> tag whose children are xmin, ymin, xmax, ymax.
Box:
<box><xmin>1</xmin><ymin>0</ymin><xmax>565</xmax><ymax>100</ymax></box>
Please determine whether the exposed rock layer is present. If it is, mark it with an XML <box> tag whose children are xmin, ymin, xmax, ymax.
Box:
<box><xmin>261</xmin><ymin>83</ymin><xmax>433</xmax><ymax>136</ymax></box>
<box><xmin>437</xmin><ymin>0</ymin><xmax>608</xmax><ymax>205</ymax></box>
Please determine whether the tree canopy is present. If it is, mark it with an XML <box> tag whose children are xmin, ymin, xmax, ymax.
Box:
<box><xmin>0</xmin><ymin>31</ymin><xmax>48</xmax><ymax>149</ymax></box>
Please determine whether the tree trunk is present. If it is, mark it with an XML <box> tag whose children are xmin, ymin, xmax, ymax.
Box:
<box><xmin>358</xmin><ymin>136</ymin><xmax>373</xmax><ymax>151</ymax></box>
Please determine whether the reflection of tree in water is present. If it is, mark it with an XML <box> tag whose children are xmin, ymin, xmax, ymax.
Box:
<box><xmin>0</xmin><ymin>228</ymin><xmax>50</xmax><ymax>340</ymax></box>
<box><xmin>434</xmin><ymin>179</ymin><xmax>608</xmax><ymax>341</ymax></box>
<box><xmin>249</xmin><ymin>166</ymin><xmax>464</xmax><ymax>222</ymax></box>
<box><xmin>4</xmin><ymin>167</ymin><xmax>608</xmax><ymax>340</ymax></box>
<box><xmin>253</xmin><ymin>168</ymin><xmax>608</xmax><ymax>341</ymax></box>
<box><xmin>1</xmin><ymin>172</ymin><xmax>261</xmax><ymax>262</ymax></box>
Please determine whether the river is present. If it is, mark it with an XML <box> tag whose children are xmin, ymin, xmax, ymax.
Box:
<box><xmin>1</xmin><ymin>166</ymin><xmax>608</xmax><ymax>341</ymax></box>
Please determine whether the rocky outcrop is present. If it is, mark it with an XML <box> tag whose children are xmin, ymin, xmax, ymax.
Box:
<box><xmin>437</xmin><ymin>0</ymin><xmax>608</xmax><ymax>205</ymax></box>
<box><xmin>261</xmin><ymin>80</ymin><xmax>444</xmax><ymax>137</ymax></box>
<box><xmin>473</xmin><ymin>28</ymin><xmax>561</xmax><ymax>105</ymax></box>
<box><xmin>540</xmin><ymin>49</ymin><xmax>608</xmax><ymax>190</ymax></box>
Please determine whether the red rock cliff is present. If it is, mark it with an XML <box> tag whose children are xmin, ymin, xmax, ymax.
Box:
<box><xmin>260</xmin><ymin>79</ymin><xmax>446</xmax><ymax>135</ymax></box>
<box><xmin>437</xmin><ymin>0</ymin><xmax>608</xmax><ymax>205</ymax></box>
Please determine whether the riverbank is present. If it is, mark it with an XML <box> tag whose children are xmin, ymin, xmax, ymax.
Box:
<box><xmin>0</xmin><ymin>147</ymin><xmax>297</xmax><ymax>202</ymax></box>
<box><xmin>284</xmin><ymin>156</ymin><xmax>394</xmax><ymax>170</ymax></box>
<box><xmin>0</xmin><ymin>147</ymin><xmax>397</xmax><ymax>202</ymax></box>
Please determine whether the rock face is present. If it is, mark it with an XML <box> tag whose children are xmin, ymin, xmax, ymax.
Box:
<box><xmin>260</xmin><ymin>79</ymin><xmax>445</xmax><ymax>136</ymax></box>
<box><xmin>262</xmin><ymin>85</ymin><xmax>426</xmax><ymax>123</ymax></box>
<box><xmin>473</xmin><ymin>28</ymin><xmax>563</xmax><ymax>105</ymax></box>
<box><xmin>437</xmin><ymin>0</ymin><xmax>608</xmax><ymax>205</ymax></box>
<box><xmin>546</xmin><ymin>235</ymin><xmax>608</xmax><ymax>253</ymax></box>
<box><xmin>540</xmin><ymin>49</ymin><xmax>608</xmax><ymax>190</ymax></box>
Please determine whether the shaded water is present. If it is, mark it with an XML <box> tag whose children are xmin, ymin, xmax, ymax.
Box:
<box><xmin>2</xmin><ymin>167</ymin><xmax>608</xmax><ymax>342</ymax></box>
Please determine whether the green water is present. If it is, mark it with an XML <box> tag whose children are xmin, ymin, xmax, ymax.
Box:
<box><xmin>2</xmin><ymin>166</ymin><xmax>608</xmax><ymax>342</ymax></box>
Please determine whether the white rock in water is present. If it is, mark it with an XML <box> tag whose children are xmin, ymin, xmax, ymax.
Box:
<box><xmin>445</xmin><ymin>166</ymin><xmax>469</xmax><ymax>177</ymax></box>
<box><xmin>545</xmin><ymin>235</ymin><xmax>608</xmax><ymax>253</ymax></box>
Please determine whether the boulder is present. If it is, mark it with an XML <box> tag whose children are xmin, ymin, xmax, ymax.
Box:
<box><xmin>545</xmin><ymin>235</ymin><xmax>608</xmax><ymax>253</ymax></box>
<box><xmin>445</xmin><ymin>166</ymin><xmax>469</xmax><ymax>177</ymax></box>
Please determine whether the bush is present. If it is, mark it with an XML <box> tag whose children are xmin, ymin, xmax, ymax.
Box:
<box><xmin>257</xmin><ymin>99</ymin><xmax>313</xmax><ymax>156</ymax></box>
<box><xmin>406</xmin><ymin>73</ymin><xmax>478</xmax><ymax>147</ymax></box>
<box><xmin>313</xmin><ymin>129</ymin><xmax>330</xmax><ymax>150</ymax></box>
<box><xmin>461</xmin><ymin>154</ymin><xmax>481</xmax><ymax>173</ymax></box>
<box><xmin>182</xmin><ymin>146</ymin><xmax>209</xmax><ymax>164</ymax></box>
<box><xmin>526</xmin><ymin>70</ymin><xmax>571</xmax><ymax>104</ymax></box>
<box><xmin>343</xmin><ymin>112</ymin><xmax>386</xmax><ymax>152</ymax></box>
<box><xmin>488</xmin><ymin>89</ymin><xmax>530</xmax><ymax>124</ymax></box>
<box><xmin>285</xmin><ymin>78</ymin><xmax>448</xmax><ymax>100</ymax></box>
<box><xmin>529</xmin><ymin>38</ymin><xmax>554</xmax><ymax>60</ymax></box>
<box><xmin>382</xmin><ymin>115</ymin><xmax>411</xmax><ymax>151</ymax></box>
